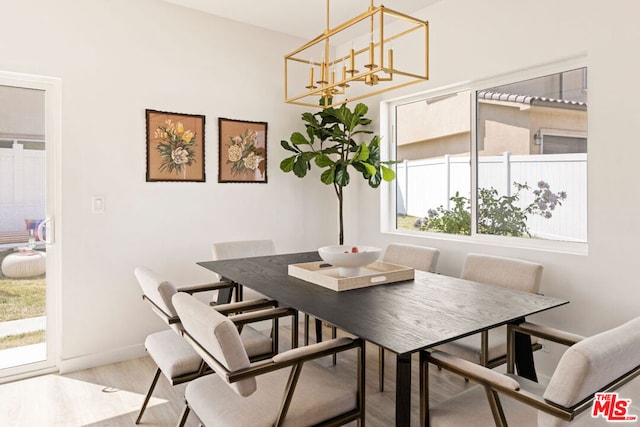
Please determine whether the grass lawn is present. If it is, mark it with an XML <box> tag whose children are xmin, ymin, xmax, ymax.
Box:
<box><xmin>397</xmin><ymin>214</ymin><xmax>421</xmax><ymax>231</ymax></box>
<box><xmin>0</xmin><ymin>249</ymin><xmax>46</xmax><ymax>350</ymax></box>
<box><xmin>0</xmin><ymin>276</ymin><xmax>46</xmax><ymax>322</ymax></box>
<box><xmin>0</xmin><ymin>330</ymin><xmax>45</xmax><ymax>350</ymax></box>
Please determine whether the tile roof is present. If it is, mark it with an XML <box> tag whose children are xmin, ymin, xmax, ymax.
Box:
<box><xmin>477</xmin><ymin>91</ymin><xmax>587</xmax><ymax>111</ymax></box>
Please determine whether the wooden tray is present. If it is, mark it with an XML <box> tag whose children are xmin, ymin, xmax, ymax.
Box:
<box><xmin>288</xmin><ymin>261</ymin><xmax>414</xmax><ymax>291</ymax></box>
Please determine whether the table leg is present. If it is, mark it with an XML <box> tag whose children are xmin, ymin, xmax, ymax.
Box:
<box><xmin>216</xmin><ymin>286</ymin><xmax>234</xmax><ymax>305</ymax></box>
<box><xmin>515</xmin><ymin>331</ymin><xmax>538</xmax><ymax>382</ymax></box>
<box><xmin>315</xmin><ymin>318</ymin><xmax>322</xmax><ymax>343</ymax></box>
<box><xmin>396</xmin><ymin>353</ymin><xmax>412</xmax><ymax>427</ymax></box>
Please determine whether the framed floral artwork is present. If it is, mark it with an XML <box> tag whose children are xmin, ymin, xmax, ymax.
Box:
<box><xmin>218</xmin><ymin>118</ymin><xmax>268</xmax><ymax>183</ymax></box>
<box><xmin>145</xmin><ymin>109</ymin><xmax>205</xmax><ymax>182</ymax></box>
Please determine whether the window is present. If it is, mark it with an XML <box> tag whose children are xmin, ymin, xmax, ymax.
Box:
<box><xmin>391</xmin><ymin>66</ymin><xmax>587</xmax><ymax>244</ymax></box>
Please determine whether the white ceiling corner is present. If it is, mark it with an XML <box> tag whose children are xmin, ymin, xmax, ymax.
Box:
<box><xmin>161</xmin><ymin>0</ymin><xmax>440</xmax><ymax>39</ymax></box>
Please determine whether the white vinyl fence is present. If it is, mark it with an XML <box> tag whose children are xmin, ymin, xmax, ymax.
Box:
<box><xmin>397</xmin><ymin>152</ymin><xmax>587</xmax><ymax>242</ymax></box>
<box><xmin>0</xmin><ymin>142</ymin><xmax>46</xmax><ymax>232</ymax></box>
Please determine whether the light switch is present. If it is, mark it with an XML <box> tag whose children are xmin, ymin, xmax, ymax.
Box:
<box><xmin>92</xmin><ymin>195</ymin><xmax>105</xmax><ymax>213</ymax></box>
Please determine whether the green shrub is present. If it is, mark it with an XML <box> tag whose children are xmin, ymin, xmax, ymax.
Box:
<box><xmin>418</xmin><ymin>181</ymin><xmax>566</xmax><ymax>237</ymax></box>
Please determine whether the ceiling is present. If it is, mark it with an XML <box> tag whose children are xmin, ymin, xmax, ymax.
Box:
<box><xmin>162</xmin><ymin>0</ymin><xmax>441</xmax><ymax>39</ymax></box>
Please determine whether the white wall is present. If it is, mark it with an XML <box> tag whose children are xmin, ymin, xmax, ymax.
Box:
<box><xmin>358</xmin><ymin>0</ymin><xmax>640</xmax><ymax>400</ymax></box>
<box><xmin>0</xmin><ymin>0</ymin><xmax>342</xmax><ymax>371</ymax></box>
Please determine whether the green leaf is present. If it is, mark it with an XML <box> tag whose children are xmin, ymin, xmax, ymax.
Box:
<box><xmin>301</xmin><ymin>151</ymin><xmax>317</xmax><ymax>162</ymax></box>
<box><xmin>381</xmin><ymin>165</ymin><xmax>396</xmax><ymax>181</ymax></box>
<box><xmin>335</xmin><ymin>162</ymin><xmax>350</xmax><ymax>186</ymax></box>
<box><xmin>293</xmin><ymin>156</ymin><xmax>309</xmax><ymax>177</ymax></box>
<box><xmin>320</xmin><ymin>167</ymin><xmax>335</xmax><ymax>185</ymax></box>
<box><xmin>353</xmin><ymin>103</ymin><xmax>369</xmax><ymax>118</ymax></box>
<box><xmin>361</xmin><ymin>162</ymin><xmax>377</xmax><ymax>176</ymax></box>
<box><xmin>368</xmin><ymin>171</ymin><xmax>382</xmax><ymax>188</ymax></box>
<box><xmin>280</xmin><ymin>156</ymin><xmax>296</xmax><ymax>172</ymax></box>
<box><xmin>301</xmin><ymin>112</ymin><xmax>319</xmax><ymax>128</ymax></box>
<box><xmin>280</xmin><ymin>140</ymin><xmax>299</xmax><ymax>153</ymax></box>
<box><xmin>315</xmin><ymin>154</ymin><xmax>335</xmax><ymax>168</ymax></box>
<box><xmin>351</xmin><ymin>142</ymin><xmax>370</xmax><ymax>162</ymax></box>
<box><xmin>291</xmin><ymin>132</ymin><xmax>310</xmax><ymax>145</ymax></box>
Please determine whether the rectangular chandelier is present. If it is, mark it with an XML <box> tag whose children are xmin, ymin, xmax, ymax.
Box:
<box><xmin>284</xmin><ymin>0</ymin><xmax>429</xmax><ymax>109</ymax></box>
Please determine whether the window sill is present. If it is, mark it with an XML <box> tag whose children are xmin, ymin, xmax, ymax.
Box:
<box><xmin>383</xmin><ymin>228</ymin><xmax>588</xmax><ymax>256</ymax></box>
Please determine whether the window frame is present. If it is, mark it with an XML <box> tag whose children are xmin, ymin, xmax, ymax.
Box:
<box><xmin>381</xmin><ymin>58</ymin><xmax>588</xmax><ymax>255</ymax></box>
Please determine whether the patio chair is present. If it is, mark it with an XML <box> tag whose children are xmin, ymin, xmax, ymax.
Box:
<box><xmin>421</xmin><ymin>316</ymin><xmax>640</xmax><ymax>426</ymax></box>
<box><xmin>434</xmin><ymin>253</ymin><xmax>543</xmax><ymax>370</ymax></box>
<box><xmin>377</xmin><ymin>243</ymin><xmax>440</xmax><ymax>392</ymax></box>
<box><xmin>134</xmin><ymin>266</ymin><xmax>298</xmax><ymax>424</ymax></box>
<box><xmin>173</xmin><ymin>292</ymin><xmax>365</xmax><ymax>427</ymax></box>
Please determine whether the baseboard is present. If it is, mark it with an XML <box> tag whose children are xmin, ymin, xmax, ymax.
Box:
<box><xmin>59</xmin><ymin>343</ymin><xmax>147</xmax><ymax>374</ymax></box>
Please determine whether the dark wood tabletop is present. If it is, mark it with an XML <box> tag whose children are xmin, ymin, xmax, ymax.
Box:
<box><xmin>198</xmin><ymin>251</ymin><xmax>568</xmax><ymax>355</ymax></box>
<box><xmin>198</xmin><ymin>251</ymin><xmax>569</xmax><ymax>426</ymax></box>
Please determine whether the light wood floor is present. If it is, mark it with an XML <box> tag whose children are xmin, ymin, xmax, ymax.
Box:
<box><xmin>0</xmin><ymin>325</ymin><xmax>473</xmax><ymax>426</ymax></box>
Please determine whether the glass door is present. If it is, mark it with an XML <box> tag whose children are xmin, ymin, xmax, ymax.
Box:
<box><xmin>0</xmin><ymin>73</ymin><xmax>60</xmax><ymax>381</ymax></box>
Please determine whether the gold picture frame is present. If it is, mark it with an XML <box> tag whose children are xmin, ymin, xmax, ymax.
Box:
<box><xmin>218</xmin><ymin>118</ymin><xmax>268</xmax><ymax>183</ymax></box>
<box><xmin>146</xmin><ymin>109</ymin><xmax>205</xmax><ymax>182</ymax></box>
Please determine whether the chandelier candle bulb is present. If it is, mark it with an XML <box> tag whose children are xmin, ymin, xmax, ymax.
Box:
<box><xmin>349</xmin><ymin>49</ymin><xmax>356</xmax><ymax>74</ymax></box>
<box><xmin>307</xmin><ymin>66</ymin><xmax>316</xmax><ymax>89</ymax></box>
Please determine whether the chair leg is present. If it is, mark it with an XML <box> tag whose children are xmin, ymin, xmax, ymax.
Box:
<box><xmin>176</xmin><ymin>404</ymin><xmax>190</xmax><ymax>427</ymax></box>
<box><xmin>379</xmin><ymin>346</ymin><xmax>385</xmax><ymax>392</ymax></box>
<box><xmin>419</xmin><ymin>351</ymin><xmax>428</xmax><ymax>427</ymax></box>
<box><xmin>136</xmin><ymin>367</ymin><xmax>162</xmax><ymax>424</ymax></box>
<box><xmin>291</xmin><ymin>311</ymin><xmax>299</xmax><ymax>348</ymax></box>
<box><xmin>304</xmin><ymin>313</ymin><xmax>310</xmax><ymax>346</ymax></box>
<box><xmin>331</xmin><ymin>325</ymin><xmax>337</xmax><ymax>365</ymax></box>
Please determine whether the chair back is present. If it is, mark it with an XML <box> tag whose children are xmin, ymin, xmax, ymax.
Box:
<box><xmin>383</xmin><ymin>243</ymin><xmax>439</xmax><ymax>272</ymax></box>
<box><xmin>461</xmin><ymin>253</ymin><xmax>543</xmax><ymax>294</ymax></box>
<box><xmin>543</xmin><ymin>316</ymin><xmax>640</xmax><ymax>411</ymax></box>
<box><xmin>135</xmin><ymin>266</ymin><xmax>180</xmax><ymax>329</ymax></box>
<box><xmin>172</xmin><ymin>292</ymin><xmax>257</xmax><ymax>397</ymax></box>
<box><xmin>211</xmin><ymin>239</ymin><xmax>276</xmax><ymax>261</ymax></box>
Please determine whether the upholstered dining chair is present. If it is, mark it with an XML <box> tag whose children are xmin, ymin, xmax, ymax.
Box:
<box><xmin>421</xmin><ymin>316</ymin><xmax>640</xmax><ymax>426</ymax></box>
<box><xmin>434</xmin><ymin>253</ymin><xmax>544</xmax><ymax>369</ymax></box>
<box><xmin>377</xmin><ymin>243</ymin><xmax>440</xmax><ymax>392</ymax></box>
<box><xmin>211</xmin><ymin>238</ymin><xmax>313</xmax><ymax>346</ymax></box>
<box><xmin>134</xmin><ymin>266</ymin><xmax>298</xmax><ymax>424</ymax></box>
<box><xmin>211</xmin><ymin>239</ymin><xmax>276</xmax><ymax>302</ymax></box>
<box><xmin>172</xmin><ymin>292</ymin><xmax>366</xmax><ymax>427</ymax></box>
<box><xmin>212</xmin><ymin>239</ymin><xmax>325</xmax><ymax>348</ymax></box>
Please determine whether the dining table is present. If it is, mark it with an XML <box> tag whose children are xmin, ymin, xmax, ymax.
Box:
<box><xmin>199</xmin><ymin>251</ymin><xmax>569</xmax><ymax>426</ymax></box>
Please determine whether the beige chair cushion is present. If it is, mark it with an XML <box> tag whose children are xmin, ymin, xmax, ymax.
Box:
<box><xmin>461</xmin><ymin>253</ymin><xmax>543</xmax><ymax>294</ymax></box>
<box><xmin>185</xmin><ymin>357</ymin><xmax>357</xmax><ymax>427</ymax></box>
<box><xmin>211</xmin><ymin>239</ymin><xmax>276</xmax><ymax>263</ymax></box>
<box><xmin>434</xmin><ymin>253</ymin><xmax>542</xmax><ymax>364</ymax></box>
<box><xmin>145</xmin><ymin>329</ymin><xmax>202</xmax><ymax>381</ymax></box>
<box><xmin>173</xmin><ymin>292</ymin><xmax>256</xmax><ymax>397</ymax></box>
<box><xmin>145</xmin><ymin>324</ymin><xmax>271</xmax><ymax>381</ymax></box>
<box><xmin>210</xmin><ymin>239</ymin><xmax>276</xmax><ymax>300</ymax></box>
<box><xmin>382</xmin><ymin>243</ymin><xmax>440</xmax><ymax>272</ymax></box>
<box><xmin>544</xmin><ymin>316</ymin><xmax>640</xmax><ymax>408</ymax></box>
<box><xmin>240</xmin><ymin>323</ymin><xmax>273</xmax><ymax>357</ymax></box>
<box><xmin>135</xmin><ymin>266</ymin><xmax>178</xmax><ymax>317</ymax></box>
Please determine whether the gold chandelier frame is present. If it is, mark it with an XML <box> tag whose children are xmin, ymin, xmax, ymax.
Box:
<box><xmin>284</xmin><ymin>0</ymin><xmax>429</xmax><ymax>108</ymax></box>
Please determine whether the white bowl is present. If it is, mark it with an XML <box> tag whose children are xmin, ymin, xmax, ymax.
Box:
<box><xmin>318</xmin><ymin>245</ymin><xmax>382</xmax><ymax>277</ymax></box>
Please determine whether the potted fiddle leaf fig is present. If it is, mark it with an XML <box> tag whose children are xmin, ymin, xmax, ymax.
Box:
<box><xmin>280</xmin><ymin>103</ymin><xmax>396</xmax><ymax>245</ymax></box>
